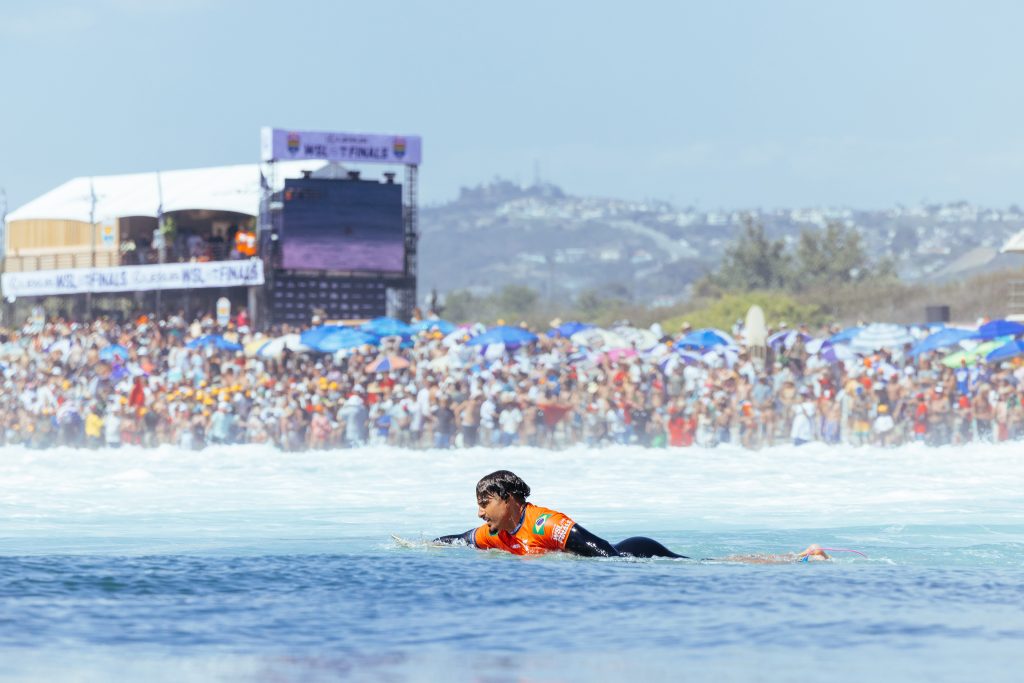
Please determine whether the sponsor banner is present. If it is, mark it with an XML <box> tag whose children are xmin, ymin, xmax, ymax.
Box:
<box><xmin>261</xmin><ymin>127</ymin><xmax>421</xmax><ymax>165</ymax></box>
<box><xmin>1</xmin><ymin>260</ymin><xmax>264</xmax><ymax>299</ymax></box>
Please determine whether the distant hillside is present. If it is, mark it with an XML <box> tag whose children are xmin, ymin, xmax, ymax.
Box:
<box><xmin>418</xmin><ymin>180</ymin><xmax>1024</xmax><ymax>303</ymax></box>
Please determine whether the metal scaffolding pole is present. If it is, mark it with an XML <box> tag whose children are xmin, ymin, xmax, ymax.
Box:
<box><xmin>402</xmin><ymin>164</ymin><xmax>419</xmax><ymax>320</ymax></box>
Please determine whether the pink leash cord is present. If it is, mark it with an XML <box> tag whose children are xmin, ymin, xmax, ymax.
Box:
<box><xmin>818</xmin><ymin>547</ymin><xmax>868</xmax><ymax>558</ymax></box>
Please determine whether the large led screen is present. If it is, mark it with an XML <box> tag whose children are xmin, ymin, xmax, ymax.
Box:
<box><xmin>279</xmin><ymin>178</ymin><xmax>404</xmax><ymax>273</ymax></box>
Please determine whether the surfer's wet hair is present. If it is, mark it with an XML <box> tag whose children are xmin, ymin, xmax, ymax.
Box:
<box><xmin>476</xmin><ymin>470</ymin><xmax>531</xmax><ymax>504</ymax></box>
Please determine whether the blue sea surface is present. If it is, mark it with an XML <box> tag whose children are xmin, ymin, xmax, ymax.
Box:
<box><xmin>1</xmin><ymin>444</ymin><xmax>1022</xmax><ymax>682</ymax></box>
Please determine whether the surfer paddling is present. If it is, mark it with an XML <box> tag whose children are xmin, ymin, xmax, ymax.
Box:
<box><xmin>433</xmin><ymin>470</ymin><xmax>830</xmax><ymax>562</ymax></box>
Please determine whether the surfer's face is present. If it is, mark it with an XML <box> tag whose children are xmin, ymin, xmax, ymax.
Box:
<box><xmin>477</xmin><ymin>494</ymin><xmax>515</xmax><ymax>534</ymax></box>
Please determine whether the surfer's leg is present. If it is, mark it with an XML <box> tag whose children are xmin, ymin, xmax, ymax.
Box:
<box><xmin>613</xmin><ymin>536</ymin><xmax>689</xmax><ymax>559</ymax></box>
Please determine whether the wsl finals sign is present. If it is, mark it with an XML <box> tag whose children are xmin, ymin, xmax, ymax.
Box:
<box><xmin>261</xmin><ymin>127</ymin><xmax>422</xmax><ymax>165</ymax></box>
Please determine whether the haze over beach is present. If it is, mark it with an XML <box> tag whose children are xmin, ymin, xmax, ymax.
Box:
<box><xmin>4</xmin><ymin>1</ymin><xmax>1024</xmax><ymax>212</ymax></box>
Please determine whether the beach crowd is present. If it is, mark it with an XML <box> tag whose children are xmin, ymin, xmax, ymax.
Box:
<box><xmin>1</xmin><ymin>311</ymin><xmax>1023</xmax><ymax>451</ymax></box>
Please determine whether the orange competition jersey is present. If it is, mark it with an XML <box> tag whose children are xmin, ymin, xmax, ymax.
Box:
<box><xmin>473</xmin><ymin>503</ymin><xmax>575</xmax><ymax>555</ymax></box>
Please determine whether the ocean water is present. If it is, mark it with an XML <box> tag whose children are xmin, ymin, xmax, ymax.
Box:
<box><xmin>1</xmin><ymin>442</ymin><xmax>1022</xmax><ymax>682</ymax></box>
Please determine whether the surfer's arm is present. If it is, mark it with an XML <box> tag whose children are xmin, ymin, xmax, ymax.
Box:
<box><xmin>431</xmin><ymin>528</ymin><xmax>476</xmax><ymax>547</ymax></box>
<box><xmin>712</xmin><ymin>544</ymin><xmax>830</xmax><ymax>564</ymax></box>
<box><xmin>562</xmin><ymin>524</ymin><xmax>621</xmax><ymax>557</ymax></box>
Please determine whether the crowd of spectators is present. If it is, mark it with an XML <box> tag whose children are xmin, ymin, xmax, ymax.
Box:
<box><xmin>1</xmin><ymin>311</ymin><xmax>1023</xmax><ymax>451</ymax></box>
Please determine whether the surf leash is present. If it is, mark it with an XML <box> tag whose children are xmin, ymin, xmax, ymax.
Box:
<box><xmin>817</xmin><ymin>547</ymin><xmax>868</xmax><ymax>558</ymax></box>
<box><xmin>799</xmin><ymin>547</ymin><xmax>868</xmax><ymax>562</ymax></box>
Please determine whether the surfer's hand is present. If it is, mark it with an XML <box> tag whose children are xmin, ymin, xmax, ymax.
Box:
<box><xmin>797</xmin><ymin>544</ymin><xmax>829</xmax><ymax>561</ymax></box>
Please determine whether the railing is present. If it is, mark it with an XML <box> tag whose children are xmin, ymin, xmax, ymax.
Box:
<box><xmin>2</xmin><ymin>241</ymin><xmax>239</xmax><ymax>272</ymax></box>
<box><xmin>1009</xmin><ymin>279</ymin><xmax>1024</xmax><ymax>318</ymax></box>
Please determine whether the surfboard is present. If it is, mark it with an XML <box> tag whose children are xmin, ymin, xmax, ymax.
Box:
<box><xmin>391</xmin><ymin>534</ymin><xmax>455</xmax><ymax>549</ymax></box>
<box><xmin>391</xmin><ymin>534</ymin><xmax>422</xmax><ymax>548</ymax></box>
<box><xmin>745</xmin><ymin>304</ymin><xmax>767</xmax><ymax>368</ymax></box>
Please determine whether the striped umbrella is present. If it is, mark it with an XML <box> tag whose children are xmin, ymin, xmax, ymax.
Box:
<box><xmin>365</xmin><ymin>355</ymin><xmax>411</xmax><ymax>372</ymax></box>
<box><xmin>767</xmin><ymin>330</ymin><xmax>812</xmax><ymax>350</ymax></box>
<box><xmin>849</xmin><ymin>324</ymin><xmax>914</xmax><ymax>352</ymax></box>
<box><xmin>658</xmin><ymin>349</ymin><xmax>704</xmax><ymax>374</ymax></box>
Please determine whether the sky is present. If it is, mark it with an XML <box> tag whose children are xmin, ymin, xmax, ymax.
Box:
<box><xmin>3</xmin><ymin>0</ymin><xmax>1024</xmax><ymax>213</ymax></box>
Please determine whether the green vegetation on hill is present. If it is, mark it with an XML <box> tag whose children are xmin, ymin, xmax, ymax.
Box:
<box><xmin>437</xmin><ymin>215</ymin><xmax>1024</xmax><ymax>329</ymax></box>
<box><xmin>661</xmin><ymin>291</ymin><xmax>827</xmax><ymax>333</ymax></box>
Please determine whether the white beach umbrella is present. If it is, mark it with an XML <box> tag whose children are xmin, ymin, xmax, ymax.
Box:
<box><xmin>257</xmin><ymin>333</ymin><xmax>311</xmax><ymax>359</ymax></box>
<box><xmin>850</xmin><ymin>323</ymin><xmax>914</xmax><ymax>352</ymax></box>
<box><xmin>612</xmin><ymin>326</ymin><xmax>660</xmax><ymax>351</ymax></box>
<box><xmin>442</xmin><ymin>326</ymin><xmax>478</xmax><ymax>348</ymax></box>
<box><xmin>570</xmin><ymin>327</ymin><xmax>629</xmax><ymax>350</ymax></box>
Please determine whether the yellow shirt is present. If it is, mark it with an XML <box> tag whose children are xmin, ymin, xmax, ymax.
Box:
<box><xmin>85</xmin><ymin>413</ymin><xmax>104</xmax><ymax>438</ymax></box>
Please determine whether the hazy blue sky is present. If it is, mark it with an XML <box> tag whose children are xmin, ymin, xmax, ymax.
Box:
<box><xmin>2</xmin><ymin>0</ymin><xmax>1024</xmax><ymax>212</ymax></box>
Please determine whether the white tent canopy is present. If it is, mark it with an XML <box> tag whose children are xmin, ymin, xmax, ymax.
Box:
<box><xmin>1003</xmin><ymin>230</ymin><xmax>1024</xmax><ymax>254</ymax></box>
<box><xmin>6</xmin><ymin>160</ymin><xmax>335</xmax><ymax>224</ymax></box>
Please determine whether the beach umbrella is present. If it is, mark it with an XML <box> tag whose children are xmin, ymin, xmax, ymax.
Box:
<box><xmin>828</xmin><ymin>327</ymin><xmax>862</xmax><ymax>344</ymax></box>
<box><xmin>99</xmin><ymin>344</ymin><xmax>130</xmax><ymax>361</ymax></box>
<box><xmin>442</xmin><ymin>325</ymin><xmax>479</xmax><ymax>348</ymax></box>
<box><xmin>243</xmin><ymin>336</ymin><xmax>271</xmax><ymax>358</ymax></box>
<box><xmin>941</xmin><ymin>339</ymin><xmax>1005</xmax><ymax>367</ymax></box>
<box><xmin>641</xmin><ymin>343</ymin><xmax>671</xmax><ymax>362</ymax></box>
<box><xmin>410</xmin><ymin>319</ymin><xmax>455</xmax><ymax>335</ymax></box>
<box><xmin>365</xmin><ymin>354</ymin><xmax>411</xmax><ymax>372</ymax></box>
<box><xmin>676</xmin><ymin>328</ymin><xmax>732</xmax><ymax>351</ymax></box>
<box><xmin>849</xmin><ymin>324</ymin><xmax>914</xmax><ymax>352</ymax></box>
<box><xmin>907</xmin><ymin>327</ymin><xmax>978</xmax><ymax>358</ymax></box>
<box><xmin>600</xmin><ymin>348</ymin><xmax>638</xmax><ymax>363</ymax></box>
<box><xmin>807</xmin><ymin>338</ymin><xmax>853</xmax><ymax>363</ymax></box>
<box><xmin>308</xmin><ymin>328</ymin><xmax>376</xmax><ymax>353</ymax></box>
<box><xmin>658</xmin><ymin>349</ymin><xmax>704</xmax><ymax>374</ymax></box>
<box><xmin>301</xmin><ymin>325</ymin><xmax>348</xmax><ymax>347</ymax></box>
<box><xmin>466</xmin><ymin>325</ymin><xmax>538</xmax><ymax>349</ymax></box>
<box><xmin>702</xmin><ymin>345</ymin><xmax>740</xmax><ymax>368</ymax></box>
<box><xmin>767</xmin><ymin>329</ymin><xmax>812</xmax><ymax>350</ymax></box>
<box><xmin>570</xmin><ymin>327</ymin><xmax>628</xmax><ymax>350</ymax></box>
<box><xmin>257</xmin><ymin>334</ymin><xmax>311</xmax><ymax>358</ymax></box>
<box><xmin>612</xmin><ymin>325</ymin><xmax>660</xmax><ymax>351</ymax></box>
<box><xmin>985</xmin><ymin>339</ymin><xmax>1024</xmax><ymax>363</ymax></box>
<box><xmin>186</xmin><ymin>334</ymin><xmax>243</xmax><ymax>351</ymax></box>
<box><xmin>549</xmin><ymin>321</ymin><xmax>594</xmax><ymax>338</ymax></box>
<box><xmin>820</xmin><ymin>341</ymin><xmax>856</xmax><ymax>364</ymax></box>
<box><xmin>361</xmin><ymin>317</ymin><xmax>414</xmax><ymax>337</ymax></box>
<box><xmin>976</xmin><ymin>319</ymin><xmax>1024</xmax><ymax>340</ymax></box>
<box><xmin>805</xmin><ymin>338</ymin><xmax>828</xmax><ymax>354</ymax></box>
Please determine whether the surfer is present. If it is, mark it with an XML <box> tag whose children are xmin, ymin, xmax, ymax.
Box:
<box><xmin>432</xmin><ymin>470</ymin><xmax>830</xmax><ymax>562</ymax></box>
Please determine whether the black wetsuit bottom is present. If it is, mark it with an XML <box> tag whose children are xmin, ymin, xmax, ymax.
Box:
<box><xmin>613</xmin><ymin>536</ymin><xmax>689</xmax><ymax>559</ymax></box>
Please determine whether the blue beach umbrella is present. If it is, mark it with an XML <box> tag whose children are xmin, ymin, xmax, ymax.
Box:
<box><xmin>98</xmin><ymin>344</ymin><xmax>130</xmax><ymax>361</ymax></box>
<box><xmin>986</xmin><ymin>339</ymin><xmax>1024</xmax><ymax>363</ymax></box>
<box><xmin>976</xmin><ymin>319</ymin><xmax>1024</xmax><ymax>340</ymax></box>
<box><xmin>186</xmin><ymin>334</ymin><xmax>243</xmax><ymax>351</ymax></box>
<box><xmin>676</xmin><ymin>328</ymin><xmax>730</xmax><ymax>351</ymax></box>
<box><xmin>300</xmin><ymin>325</ymin><xmax>348</xmax><ymax>348</ymax></box>
<box><xmin>465</xmin><ymin>325</ymin><xmax>538</xmax><ymax>349</ymax></box>
<box><xmin>907</xmin><ymin>327</ymin><xmax>978</xmax><ymax>358</ymax></box>
<box><xmin>548</xmin><ymin>321</ymin><xmax>594</xmax><ymax>338</ymax></box>
<box><xmin>361</xmin><ymin>317</ymin><xmax>414</xmax><ymax>337</ymax></box>
<box><xmin>410</xmin><ymin>319</ymin><xmax>456</xmax><ymax>335</ymax></box>
<box><xmin>828</xmin><ymin>327</ymin><xmax>863</xmax><ymax>344</ymax></box>
<box><xmin>309</xmin><ymin>328</ymin><xmax>376</xmax><ymax>353</ymax></box>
